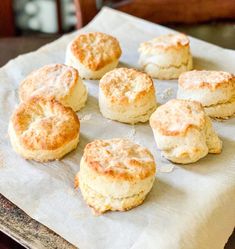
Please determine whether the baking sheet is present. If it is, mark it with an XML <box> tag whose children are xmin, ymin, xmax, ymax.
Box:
<box><xmin>0</xmin><ymin>7</ymin><xmax>235</xmax><ymax>249</ymax></box>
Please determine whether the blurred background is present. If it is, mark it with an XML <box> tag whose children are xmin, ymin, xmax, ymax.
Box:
<box><xmin>2</xmin><ymin>0</ymin><xmax>76</xmax><ymax>35</ymax></box>
<box><xmin>1</xmin><ymin>0</ymin><xmax>235</xmax><ymax>67</ymax></box>
<box><xmin>0</xmin><ymin>1</ymin><xmax>235</xmax><ymax>249</ymax></box>
<box><xmin>1</xmin><ymin>0</ymin><xmax>235</xmax><ymax>36</ymax></box>
<box><xmin>0</xmin><ymin>1</ymin><xmax>235</xmax><ymax>51</ymax></box>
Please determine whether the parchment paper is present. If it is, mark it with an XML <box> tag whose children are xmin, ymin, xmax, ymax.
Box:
<box><xmin>0</xmin><ymin>7</ymin><xmax>235</xmax><ymax>249</ymax></box>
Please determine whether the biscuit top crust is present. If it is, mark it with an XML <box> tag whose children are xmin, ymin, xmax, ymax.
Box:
<box><xmin>150</xmin><ymin>99</ymin><xmax>206</xmax><ymax>136</ymax></box>
<box><xmin>100</xmin><ymin>68</ymin><xmax>155</xmax><ymax>104</ymax></box>
<box><xmin>178</xmin><ymin>70</ymin><xmax>235</xmax><ymax>90</ymax></box>
<box><xmin>70</xmin><ymin>32</ymin><xmax>122</xmax><ymax>71</ymax></box>
<box><xmin>11</xmin><ymin>96</ymin><xmax>80</xmax><ymax>150</ymax></box>
<box><xmin>19</xmin><ymin>64</ymin><xmax>79</xmax><ymax>102</ymax></box>
<box><xmin>139</xmin><ymin>33</ymin><xmax>189</xmax><ymax>53</ymax></box>
<box><xmin>83</xmin><ymin>138</ymin><xmax>156</xmax><ymax>180</ymax></box>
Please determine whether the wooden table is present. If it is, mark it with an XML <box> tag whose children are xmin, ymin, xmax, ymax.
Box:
<box><xmin>0</xmin><ymin>24</ymin><xmax>235</xmax><ymax>248</ymax></box>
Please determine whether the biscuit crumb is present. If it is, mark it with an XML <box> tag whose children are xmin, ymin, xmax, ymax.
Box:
<box><xmin>91</xmin><ymin>207</ymin><xmax>102</xmax><ymax>216</ymax></box>
<box><xmin>159</xmin><ymin>87</ymin><xmax>173</xmax><ymax>100</ymax></box>
<box><xmin>159</xmin><ymin>164</ymin><xmax>175</xmax><ymax>173</ymax></box>
<box><xmin>80</xmin><ymin>114</ymin><xmax>92</xmax><ymax>122</ymax></box>
<box><xmin>128</xmin><ymin>125</ymin><xmax>136</xmax><ymax>140</ymax></box>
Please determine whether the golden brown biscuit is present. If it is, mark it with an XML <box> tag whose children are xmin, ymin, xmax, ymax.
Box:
<box><xmin>150</xmin><ymin>99</ymin><xmax>222</xmax><ymax>164</ymax></box>
<box><xmin>19</xmin><ymin>64</ymin><xmax>88</xmax><ymax>112</ymax></box>
<box><xmin>139</xmin><ymin>33</ymin><xmax>193</xmax><ymax>79</ymax></box>
<box><xmin>76</xmin><ymin>138</ymin><xmax>156</xmax><ymax>214</ymax></box>
<box><xmin>8</xmin><ymin>96</ymin><xmax>80</xmax><ymax>162</ymax></box>
<box><xmin>177</xmin><ymin>70</ymin><xmax>235</xmax><ymax>118</ymax></box>
<box><xmin>99</xmin><ymin>68</ymin><xmax>157</xmax><ymax>124</ymax></box>
<box><xmin>66</xmin><ymin>32</ymin><xmax>122</xmax><ymax>79</ymax></box>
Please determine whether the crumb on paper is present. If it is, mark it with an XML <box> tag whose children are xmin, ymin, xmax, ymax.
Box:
<box><xmin>91</xmin><ymin>207</ymin><xmax>102</xmax><ymax>216</ymax></box>
<box><xmin>159</xmin><ymin>164</ymin><xmax>175</xmax><ymax>173</ymax></box>
<box><xmin>128</xmin><ymin>125</ymin><xmax>136</xmax><ymax>140</ymax></box>
<box><xmin>80</xmin><ymin>114</ymin><xmax>92</xmax><ymax>122</ymax></box>
<box><xmin>159</xmin><ymin>87</ymin><xmax>173</xmax><ymax>100</ymax></box>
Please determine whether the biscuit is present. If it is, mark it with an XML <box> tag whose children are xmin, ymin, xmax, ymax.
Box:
<box><xmin>138</xmin><ymin>33</ymin><xmax>193</xmax><ymax>79</ymax></box>
<box><xmin>65</xmin><ymin>32</ymin><xmax>122</xmax><ymax>79</ymax></box>
<box><xmin>150</xmin><ymin>99</ymin><xmax>222</xmax><ymax>164</ymax></box>
<box><xmin>8</xmin><ymin>96</ymin><xmax>80</xmax><ymax>162</ymax></box>
<box><xmin>99</xmin><ymin>68</ymin><xmax>157</xmax><ymax>124</ymax></box>
<box><xmin>177</xmin><ymin>70</ymin><xmax>235</xmax><ymax>119</ymax></box>
<box><xmin>76</xmin><ymin>138</ymin><xmax>156</xmax><ymax>214</ymax></box>
<box><xmin>19</xmin><ymin>64</ymin><xmax>88</xmax><ymax>112</ymax></box>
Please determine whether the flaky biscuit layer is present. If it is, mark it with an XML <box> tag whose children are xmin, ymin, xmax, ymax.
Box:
<box><xmin>205</xmin><ymin>97</ymin><xmax>235</xmax><ymax>119</ymax></box>
<box><xmin>79</xmin><ymin>179</ymin><xmax>149</xmax><ymax>214</ymax></box>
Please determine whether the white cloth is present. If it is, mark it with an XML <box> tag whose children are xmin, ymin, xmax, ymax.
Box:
<box><xmin>0</xmin><ymin>7</ymin><xmax>234</xmax><ymax>249</ymax></box>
